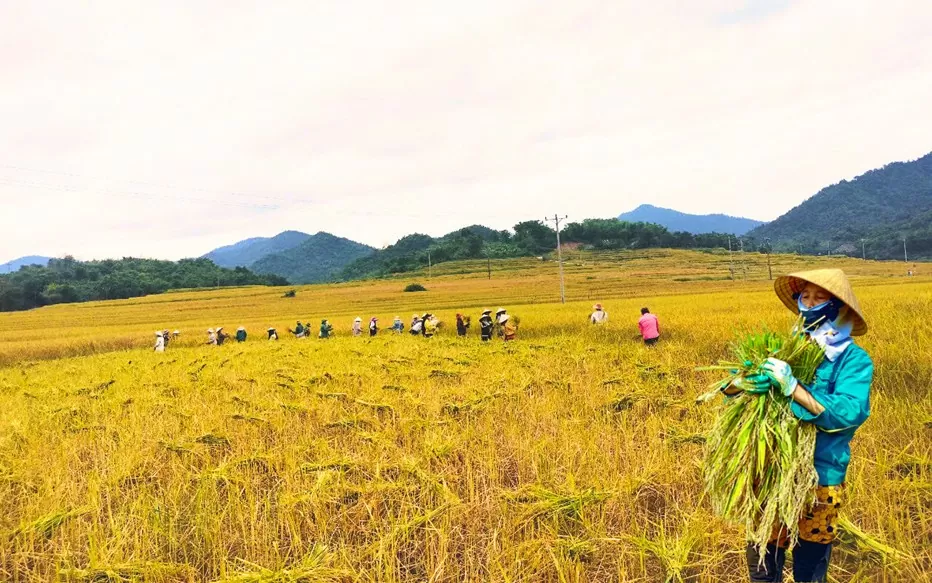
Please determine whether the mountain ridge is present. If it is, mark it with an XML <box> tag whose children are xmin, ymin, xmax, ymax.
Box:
<box><xmin>203</xmin><ymin>230</ymin><xmax>311</xmax><ymax>268</ymax></box>
<box><xmin>748</xmin><ymin>151</ymin><xmax>932</xmax><ymax>259</ymax></box>
<box><xmin>2</xmin><ymin>255</ymin><xmax>54</xmax><ymax>273</ymax></box>
<box><xmin>617</xmin><ymin>204</ymin><xmax>763</xmax><ymax>235</ymax></box>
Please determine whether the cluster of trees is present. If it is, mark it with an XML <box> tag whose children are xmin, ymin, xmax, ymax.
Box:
<box><xmin>0</xmin><ymin>257</ymin><xmax>288</xmax><ymax>312</ymax></box>
<box><xmin>339</xmin><ymin>220</ymin><xmax>740</xmax><ymax>280</ymax></box>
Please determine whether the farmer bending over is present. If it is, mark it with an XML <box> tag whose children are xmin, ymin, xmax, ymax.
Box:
<box><xmin>590</xmin><ymin>303</ymin><xmax>608</xmax><ymax>324</ymax></box>
<box><xmin>723</xmin><ymin>269</ymin><xmax>873</xmax><ymax>583</ymax></box>
<box><xmin>637</xmin><ymin>307</ymin><xmax>660</xmax><ymax>345</ymax></box>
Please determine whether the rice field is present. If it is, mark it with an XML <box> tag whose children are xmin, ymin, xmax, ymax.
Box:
<box><xmin>0</xmin><ymin>250</ymin><xmax>929</xmax><ymax>581</ymax></box>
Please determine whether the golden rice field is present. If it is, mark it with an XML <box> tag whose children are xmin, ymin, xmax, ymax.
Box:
<box><xmin>0</xmin><ymin>249</ymin><xmax>929</xmax><ymax>582</ymax></box>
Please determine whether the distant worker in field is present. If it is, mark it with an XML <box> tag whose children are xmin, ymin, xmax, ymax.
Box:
<box><xmin>154</xmin><ymin>331</ymin><xmax>165</xmax><ymax>352</ymax></box>
<box><xmin>423</xmin><ymin>314</ymin><xmax>438</xmax><ymax>338</ymax></box>
<box><xmin>495</xmin><ymin>308</ymin><xmax>508</xmax><ymax>338</ymax></box>
<box><xmin>720</xmin><ymin>269</ymin><xmax>873</xmax><ymax>583</ymax></box>
<box><xmin>500</xmin><ymin>313</ymin><xmax>517</xmax><ymax>341</ymax></box>
<box><xmin>292</xmin><ymin>321</ymin><xmax>305</xmax><ymax>338</ymax></box>
<box><xmin>235</xmin><ymin>326</ymin><xmax>247</xmax><ymax>342</ymax></box>
<box><xmin>369</xmin><ymin>317</ymin><xmax>379</xmax><ymax>336</ymax></box>
<box><xmin>638</xmin><ymin>307</ymin><xmax>661</xmax><ymax>346</ymax></box>
<box><xmin>207</xmin><ymin>328</ymin><xmax>217</xmax><ymax>345</ymax></box>
<box><xmin>319</xmin><ymin>319</ymin><xmax>333</xmax><ymax>339</ymax></box>
<box><xmin>590</xmin><ymin>303</ymin><xmax>608</xmax><ymax>325</ymax></box>
<box><xmin>172</xmin><ymin>330</ymin><xmax>181</xmax><ymax>340</ymax></box>
<box><xmin>410</xmin><ymin>314</ymin><xmax>423</xmax><ymax>335</ymax></box>
<box><xmin>160</xmin><ymin>330</ymin><xmax>171</xmax><ymax>347</ymax></box>
<box><xmin>392</xmin><ymin>316</ymin><xmax>404</xmax><ymax>334</ymax></box>
<box><xmin>267</xmin><ymin>327</ymin><xmax>279</xmax><ymax>340</ymax></box>
<box><xmin>216</xmin><ymin>327</ymin><xmax>230</xmax><ymax>345</ymax></box>
<box><xmin>352</xmin><ymin>317</ymin><xmax>363</xmax><ymax>337</ymax></box>
<box><xmin>479</xmin><ymin>309</ymin><xmax>494</xmax><ymax>342</ymax></box>
<box><xmin>456</xmin><ymin>313</ymin><xmax>470</xmax><ymax>337</ymax></box>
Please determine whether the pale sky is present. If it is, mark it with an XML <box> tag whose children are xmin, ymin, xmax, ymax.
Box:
<box><xmin>2</xmin><ymin>1</ymin><xmax>931</xmax><ymax>261</ymax></box>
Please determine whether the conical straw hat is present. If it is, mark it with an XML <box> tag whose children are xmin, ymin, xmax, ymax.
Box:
<box><xmin>774</xmin><ymin>268</ymin><xmax>867</xmax><ymax>335</ymax></box>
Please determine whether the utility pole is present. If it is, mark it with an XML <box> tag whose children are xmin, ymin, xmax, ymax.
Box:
<box><xmin>727</xmin><ymin>237</ymin><xmax>734</xmax><ymax>280</ymax></box>
<box><xmin>544</xmin><ymin>214</ymin><xmax>568</xmax><ymax>303</ymax></box>
<box><xmin>904</xmin><ymin>238</ymin><xmax>908</xmax><ymax>263</ymax></box>
<box><xmin>765</xmin><ymin>238</ymin><xmax>773</xmax><ymax>281</ymax></box>
<box><xmin>861</xmin><ymin>239</ymin><xmax>866</xmax><ymax>260</ymax></box>
<box><xmin>738</xmin><ymin>237</ymin><xmax>747</xmax><ymax>280</ymax></box>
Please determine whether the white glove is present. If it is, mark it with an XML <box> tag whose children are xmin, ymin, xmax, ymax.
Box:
<box><xmin>761</xmin><ymin>357</ymin><xmax>798</xmax><ymax>397</ymax></box>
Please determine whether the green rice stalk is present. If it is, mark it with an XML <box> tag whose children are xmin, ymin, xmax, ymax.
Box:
<box><xmin>698</xmin><ymin>317</ymin><xmax>823</xmax><ymax>558</ymax></box>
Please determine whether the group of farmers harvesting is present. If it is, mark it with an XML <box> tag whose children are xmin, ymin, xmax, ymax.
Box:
<box><xmin>341</xmin><ymin>308</ymin><xmax>518</xmax><ymax>341</ymax></box>
<box><xmin>155</xmin><ymin>307</ymin><xmax>521</xmax><ymax>348</ymax></box>
<box><xmin>155</xmin><ymin>304</ymin><xmax>663</xmax><ymax>352</ymax></box>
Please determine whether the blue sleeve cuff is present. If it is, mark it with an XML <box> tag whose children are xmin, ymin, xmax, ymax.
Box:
<box><xmin>791</xmin><ymin>399</ymin><xmax>824</xmax><ymax>423</ymax></box>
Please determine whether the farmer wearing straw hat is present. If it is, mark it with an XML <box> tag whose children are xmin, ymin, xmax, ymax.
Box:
<box><xmin>479</xmin><ymin>309</ymin><xmax>494</xmax><ymax>342</ymax></box>
<box><xmin>423</xmin><ymin>314</ymin><xmax>438</xmax><ymax>338</ymax></box>
<box><xmin>499</xmin><ymin>313</ymin><xmax>517</xmax><ymax>341</ymax></box>
<box><xmin>410</xmin><ymin>314</ymin><xmax>423</xmax><ymax>335</ymax></box>
<box><xmin>235</xmin><ymin>327</ymin><xmax>247</xmax><ymax>343</ymax></box>
<box><xmin>319</xmin><ymin>319</ymin><xmax>333</xmax><ymax>339</ymax></box>
<box><xmin>352</xmin><ymin>317</ymin><xmax>363</xmax><ymax>337</ymax></box>
<box><xmin>267</xmin><ymin>327</ymin><xmax>279</xmax><ymax>340</ymax></box>
<box><xmin>725</xmin><ymin>269</ymin><xmax>874</xmax><ymax>582</ymax></box>
<box><xmin>369</xmin><ymin>317</ymin><xmax>379</xmax><ymax>337</ymax></box>
<box><xmin>590</xmin><ymin>303</ymin><xmax>608</xmax><ymax>324</ymax></box>
<box><xmin>206</xmin><ymin>328</ymin><xmax>217</xmax><ymax>345</ymax></box>
<box><xmin>392</xmin><ymin>316</ymin><xmax>405</xmax><ymax>334</ymax></box>
<box><xmin>154</xmin><ymin>332</ymin><xmax>165</xmax><ymax>352</ymax></box>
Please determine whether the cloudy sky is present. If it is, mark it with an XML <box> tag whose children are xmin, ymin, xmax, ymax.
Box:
<box><xmin>2</xmin><ymin>0</ymin><xmax>931</xmax><ymax>261</ymax></box>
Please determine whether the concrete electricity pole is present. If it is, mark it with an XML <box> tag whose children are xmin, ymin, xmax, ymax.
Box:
<box><xmin>861</xmin><ymin>239</ymin><xmax>866</xmax><ymax>260</ymax></box>
<box><xmin>765</xmin><ymin>238</ymin><xmax>773</xmax><ymax>280</ymax></box>
<box><xmin>544</xmin><ymin>215</ymin><xmax>568</xmax><ymax>303</ymax></box>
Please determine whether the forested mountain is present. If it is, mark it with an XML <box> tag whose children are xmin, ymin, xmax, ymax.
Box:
<box><xmin>203</xmin><ymin>231</ymin><xmax>310</xmax><ymax>268</ymax></box>
<box><xmin>2</xmin><ymin>255</ymin><xmax>53</xmax><ymax>273</ymax></box>
<box><xmin>250</xmin><ymin>232</ymin><xmax>375</xmax><ymax>284</ymax></box>
<box><xmin>618</xmin><ymin>204</ymin><xmax>763</xmax><ymax>235</ymax></box>
<box><xmin>747</xmin><ymin>152</ymin><xmax>932</xmax><ymax>259</ymax></box>
<box><xmin>0</xmin><ymin>257</ymin><xmax>287</xmax><ymax>312</ymax></box>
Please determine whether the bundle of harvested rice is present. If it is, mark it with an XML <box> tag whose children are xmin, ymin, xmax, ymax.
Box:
<box><xmin>697</xmin><ymin>319</ymin><xmax>824</xmax><ymax>555</ymax></box>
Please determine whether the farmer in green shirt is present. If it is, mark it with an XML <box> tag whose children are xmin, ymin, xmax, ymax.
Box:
<box><xmin>319</xmin><ymin>319</ymin><xmax>333</xmax><ymax>339</ymax></box>
<box><xmin>724</xmin><ymin>269</ymin><xmax>873</xmax><ymax>583</ymax></box>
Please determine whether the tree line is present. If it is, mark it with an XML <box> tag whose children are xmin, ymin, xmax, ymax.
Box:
<box><xmin>0</xmin><ymin>257</ymin><xmax>287</xmax><ymax>312</ymax></box>
<box><xmin>338</xmin><ymin>219</ymin><xmax>738</xmax><ymax>280</ymax></box>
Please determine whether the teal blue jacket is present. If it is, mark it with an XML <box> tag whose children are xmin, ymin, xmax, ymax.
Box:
<box><xmin>792</xmin><ymin>343</ymin><xmax>873</xmax><ymax>486</ymax></box>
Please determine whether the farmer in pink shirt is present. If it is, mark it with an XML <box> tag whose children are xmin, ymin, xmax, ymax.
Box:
<box><xmin>637</xmin><ymin>307</ymin><xmax>660</xmax><ymax>346</ymax></box>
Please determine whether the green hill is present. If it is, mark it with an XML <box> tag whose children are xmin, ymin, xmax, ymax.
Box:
<box><xmin>250</xmin><ymin>232</ymin><xmax>375</xmax><ymax>283</ymax></box>
<box><xmin>0</xmin><ymin>257</ymin><xmax>287</xmax><ymax>312</ymax></box>
<box><xmin>747</xmin><ymin>152</ymin><xmax>932</xmax><ymax>260</ymax></box>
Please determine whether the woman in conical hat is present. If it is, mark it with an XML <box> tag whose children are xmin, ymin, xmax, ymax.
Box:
<box><xmin>726</xmin><ymin>268</ymin><xmax>873</xmax><ymax>582</ymax></box>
